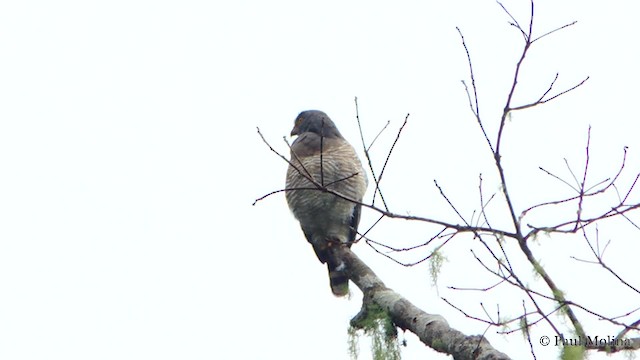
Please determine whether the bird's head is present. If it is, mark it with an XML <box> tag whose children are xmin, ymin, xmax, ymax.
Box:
<box><xmin>290</xmin><ymin>110</ymin><xmax>343</xmax><ymax>139</ymax></box>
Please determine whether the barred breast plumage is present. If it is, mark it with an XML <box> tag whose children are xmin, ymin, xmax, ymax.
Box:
<box><xmin>285</xmin><ymin>110</ymin><xmax>368</xmax><ymax>296</ymax></box>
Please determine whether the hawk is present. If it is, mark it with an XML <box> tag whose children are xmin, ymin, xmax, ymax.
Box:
<box><xmin>285</xmin><ymin>110</ymin><xmax>368</xmax><ymax>296</ymax></box>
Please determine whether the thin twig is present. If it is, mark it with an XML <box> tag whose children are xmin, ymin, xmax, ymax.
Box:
<box><xmin>367</xmin><ymin>120</ymin><xmax>391</xmax><ymax>153</ymax></box>
<box><xmin>457</xmin><ymin>27</ymin><xmax>494</xmax><ymax>152</ymax></box>
<box><xmin>378</xmin><ymin>114</ymin><xmax>409</xmax><ymax>188</ymax></box>
<box><xmin>355</xmin><ymin>97</ymin><xmax>389</xmax><ymax>210</ymax></box>
<box><xmin>320</xmin><ymin>119</ymin><xmax>325</xmax><ymax>186</ymax></box>
<box><xmin>434</xmin><ymin>180</ymin><xmax>470</xmax><ymax>226</ymax></box>
<box><xmin>522</xmin><ymin>301</ymin><xmax>537</xmax><ymax>360</ymax></box>
<box><xmin>538</xmin><ymin>166</ymin><xmax>578</xmax><ymax>192</ymax></box>
<box><xmin>509</xmin><ymin>76</ymin><xmax>589</xmax><ymax>111</ymax></box>
<box><xmin>497</xmin><ymin>1</ymin><xmax>527</xmax><ymax>40</ymax></box>
<box><xmin>532</xmin><ymin>21</ymin><xmax>578</xmax><ymax>43</ymax></box>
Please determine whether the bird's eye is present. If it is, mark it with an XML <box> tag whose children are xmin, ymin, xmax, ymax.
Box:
<box><xmin>295</xmin><ymin>116</ymin><xmax>303</xmax><ymax>126</ymax></box>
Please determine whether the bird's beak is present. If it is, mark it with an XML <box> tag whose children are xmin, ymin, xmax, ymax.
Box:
<box><xmin>290</xmin><ymin>126</ymin><xmax>299</xmax><ymax>137</ymax></box>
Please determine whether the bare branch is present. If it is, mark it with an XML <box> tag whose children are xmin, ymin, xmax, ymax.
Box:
<box><xmin>320</xmin><ymin>119</ymin><xmax>325</xmax><ymax>186</ymax></box>
<box><xmin>532</xmin><ymin>20</ymin><xmax>578</xmax><ymax>43</ymax></box>
<box><xmin>578</xmin><ymin>226</ymin><xmax>640</xmax><ymax>295</ymax></box>
<box><xmin>377</xmin><ymin>113</ymin><xmax>409</xmax><ymax>192</ymax></box>
<box><xmin>457</xmin><ymin>27</ymin><xmax>494</xmax><ymax>152</ymax></box>
<box><xmin>523</xmin><ymin>144</ymin><xmax>630</xmax><ymax>219</ymax></box>
<box><xmin>448</xmin><ymin>278</ymin><xmax>508</xmax><ymax>292</ymax></box>
<box><xmin>333</xmin><ymin>246</ymin><xmax>513</xmax><ymax>360</ymax></box>
<box><xmin>434</xmin><ymin>180</ymin><xmax>471</xmax><ymax>226</ymax></box>
<box><xmin>574</xmin><ymin>126</ymin><xmax>592</xmax><ymax>230</ymax></box>
<box><xmin>543</xmin><ymin>75</ymin><xmax>591</xmax><ymax>103</ymax></box>
<box><xmin>366</xmin><ymin>120</ymin><xmax>391</xmax><ymax>153</ymax></box>
<box><xmin>537</xmin><ymin>166</ymin><xmax>579</xmax><ymax>192</ymax></box>
<box><xmin>478</xmin><ymin>173</ymin><xmax>496</xmax><ymax>229</ymax></box>
<box><xmin>497</xmin><ymin>1</ymin><xmax>527</xmax><ymax>40</ymax></box>
<box><xmin>366</xmin><ymin>228</ymin><xmax>447</xmax><ymax>253</ymax></box>
<box><xmin>355</xmin><ymin>97</ymin><xmax>389</xmax><ymax>210</ymax></box>
<box><xmin>510</xmin><ymin>76</ymin><xmax>590</xmax><ymax>111</ymax></box>
<box><xmin>522</xmin><ymin>301</ymin><xmax>537</xmax><ymax>360</ymax></box>
<box><xmin>366</xmin><ymin>231</ymin><xmax>456</xmax><ymax>267</ymax></box>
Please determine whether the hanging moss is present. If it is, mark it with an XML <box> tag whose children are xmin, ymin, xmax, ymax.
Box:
<box><xmin>348</xmin><ymin>303</ymin><xmax>401</xmax><ymax>360</ymax></box>
<box><xmin>560</xmin><ymin>344</ymin><xmax>585</xmax><ymax>360</ymax></box>
<box><xmin>429</xmin><ymin>250</ymin><xmax>447</xmax><ymax>289</ymax></box>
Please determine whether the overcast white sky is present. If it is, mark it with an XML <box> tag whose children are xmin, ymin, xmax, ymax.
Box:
<box><xmin>1</xmin><ymin>1</ymin><xmax>639</xmax><ymax>359</ymax></box>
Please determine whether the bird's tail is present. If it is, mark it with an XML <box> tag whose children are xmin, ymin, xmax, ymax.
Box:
<box><xmin>311</xmin><ymin>241</ymin><xmax>350</xmax><ymax>296</ymax></box>
<box><xmin>327</xmin><ymin>262</ymin><xmax>349</xmax><ymax>297</ymax></box>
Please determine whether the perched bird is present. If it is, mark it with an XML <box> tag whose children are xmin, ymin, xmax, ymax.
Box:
<box><xmin>285</xmin><ymin>110</ymin><xmax>368</xmax><ymax>296</ymax></box>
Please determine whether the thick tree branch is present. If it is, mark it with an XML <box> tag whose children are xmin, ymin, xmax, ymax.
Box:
<box><xmin>330</xmin><ymin>245</ymin><xmax>512</xmax><ymax>360</ymax></box>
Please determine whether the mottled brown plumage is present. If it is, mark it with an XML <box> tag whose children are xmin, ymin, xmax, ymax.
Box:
<box><xmin>285</xmin><ymin>110</ymin><xmax>368</xmax><ymax>296</ymax></box>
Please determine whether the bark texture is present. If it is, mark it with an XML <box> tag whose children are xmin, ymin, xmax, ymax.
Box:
<box><xmin>331</xmin><ymin>245</ymin><xmax>512</xmax><ymax>360</ymax></box>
